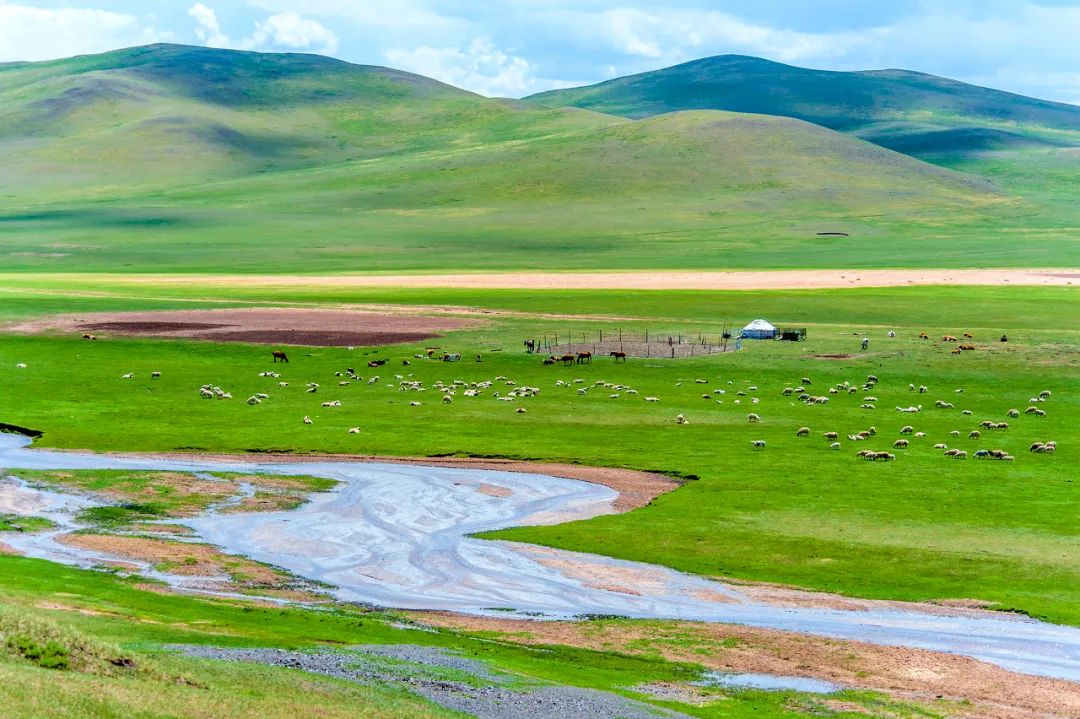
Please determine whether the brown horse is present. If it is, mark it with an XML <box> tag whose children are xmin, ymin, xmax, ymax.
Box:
<box><xmin>559</xmin><ymin>354</ymin><xmax>576</xmax><ymax>366</ymax></box>
<box><xmin>576</xmin><ymin>351</ymin><xmax>592</xmax><ymax>365</ymax></box>
<box><xmin>272</xmin><ymin>350</ymin><xmax>289</xmax><ymax>363</ymax></box>
<box><xmin>610</xmin><ymin>351</ymin><xmax>627</xmax><ymax>363</ymax></box>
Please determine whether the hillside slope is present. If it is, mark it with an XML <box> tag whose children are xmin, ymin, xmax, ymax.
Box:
<box><xmin>0</xmin><ymin>44</ymin><xmax>1059</xmax><ymax>273</ymax></box>
<box><xmin>526</xmin><ymin>55</ymin><xmax>1080</xmax><ymax>157</ymax></box>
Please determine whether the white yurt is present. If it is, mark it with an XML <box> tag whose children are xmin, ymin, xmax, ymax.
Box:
<box><xmin>740</xmin><ymin>318</ymin><xmax>778</xmax><ymax>340</ymax></box>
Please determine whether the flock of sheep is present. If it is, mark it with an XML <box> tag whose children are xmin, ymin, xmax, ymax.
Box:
<box><xmin>728</xmin><ymin>374</ymin><xmax>1057</xmax><ymax>463</ymax></box>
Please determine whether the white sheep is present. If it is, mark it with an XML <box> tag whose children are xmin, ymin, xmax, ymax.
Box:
<box><xmin>121</xmin><ymin>372</ymin><xmax>134</xmax><ymax>379</ymax></box>
<box><xmin>676</xmin><ymin>414</ymin><xmax>689</xmax><ymax>425</ymax></box>
<box><xmin>348</xmin><ymin>427</ymin><xmax>361</xmax><ymax>434</ymax></box>
<box><xmin>644</xmin><ymin>396</ymin><xmax>660</xmax><ymax>402</ymax></box>
<box><xmin>303</xmin><ymin>416</ymin><xmax>312</xmax><ymax>424</ymax></box>
<box><xmin>747</xmin><ymin>413</ymin><xmax>760</xmax><ymax>422</ymax></box>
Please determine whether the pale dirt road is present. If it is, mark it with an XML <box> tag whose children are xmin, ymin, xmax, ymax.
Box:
<box><xmin>51</xmin><ymin>268</ymin><xmax>1080</xmax><ymax>290</ymax></box>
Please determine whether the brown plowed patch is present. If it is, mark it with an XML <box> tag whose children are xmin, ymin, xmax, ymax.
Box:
<box><xmin>414</xmin><ymin>613</ymin><xmax>1080</xmax><ymax>719</ymax></box>
<box><xmin>10</xmin><ymin>308</ymin><xmax>476</xmax><ymax>347</ymax></box>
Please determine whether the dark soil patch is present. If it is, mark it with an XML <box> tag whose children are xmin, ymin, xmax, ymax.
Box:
<box><xmin>82</xmin><ymin>322</ymin><xmax>233</xmax><ymax>333</ymax></box>
<box><xmin>813</xmin><ymin>354</ymin><xmax>854</xmax><ymax>360</ymax></box>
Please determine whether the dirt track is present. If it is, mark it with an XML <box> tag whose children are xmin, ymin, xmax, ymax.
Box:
<box><xmin>9</xmin><ymin>308</ymin><xmax>476</xmax><ymax>347</ymax></box>
<box><xmin>103</xmin><ymin>268</ymin><xmax>1080</xmax><ymax>290</ymax></box>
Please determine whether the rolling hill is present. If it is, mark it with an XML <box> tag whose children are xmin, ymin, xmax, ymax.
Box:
<box><xmin>526</xmin><ymin>54</ymin><xmax>1080</xmax><ymax>158</ymax></box>
<box><xmin>0</xmin><ymin>44</ymin><xmax>1073</xmax><ymax>273</ymax></box>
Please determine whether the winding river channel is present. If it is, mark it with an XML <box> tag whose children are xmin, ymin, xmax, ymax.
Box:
<box><xmin>1</xmin><ymin>433</ymin><xmax>1078</xmax><ymax>683</ymax></box>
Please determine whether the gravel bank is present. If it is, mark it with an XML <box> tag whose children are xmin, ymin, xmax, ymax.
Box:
<box><xmin>179</xmin><ymin>644</ymin><xmax>692</xmax><ymax>719</ymax></box>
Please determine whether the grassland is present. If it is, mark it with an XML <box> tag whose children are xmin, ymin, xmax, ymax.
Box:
<box><xmin>8</xmin><ymin>45</ymin><xmax>1080</xmax><ymax>273</ymax></box>
<box><xmin>1</xmin><ymin>283</ymin><xmax>1076</xmax><ymax>627</ymax></box>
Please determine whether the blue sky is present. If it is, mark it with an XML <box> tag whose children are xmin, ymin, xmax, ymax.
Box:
<box><xmin>3</xmin><ymin>1</ymin><xmax>1080</xmax><ymax>103</ymax></box>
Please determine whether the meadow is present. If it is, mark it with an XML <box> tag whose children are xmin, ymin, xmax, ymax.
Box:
<box><xmin>1</xmin><ymin>283</ymin><xmax>1076</xmax><ymax>629</ymax></box>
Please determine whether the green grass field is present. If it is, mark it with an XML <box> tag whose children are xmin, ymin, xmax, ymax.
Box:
<box><xmin>1</xmin><ymin>284</ymin><xmax>1076</xmax><ymax>627</ymax></box>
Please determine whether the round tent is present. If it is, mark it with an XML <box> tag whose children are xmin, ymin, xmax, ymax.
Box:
<box><xmin>741</xmin><ymin>318</ymin><xmax>778</xmax><ymax>340</ymax></box>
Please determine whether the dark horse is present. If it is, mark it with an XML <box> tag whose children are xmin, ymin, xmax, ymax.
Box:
<box><xmin>609</xmin><ymin>351</ymin><xmax>627</xmax><ymax>363</ymax></box>
<box><xmin>576</xmin><ymin>352</ymin><xmax>592</xmax><ymax>364</ymax></box>
<box><xmin>272</xmin><ymin>350</ymin><xmax>289</xmax><ymax>363</ymax></box>
<box><xmin>559</xmin><ymin>354</ymin><xmax>576</xmax><ymax>366</ymax></box>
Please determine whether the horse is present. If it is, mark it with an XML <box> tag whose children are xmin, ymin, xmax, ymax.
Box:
<box><xmin>542</xmin><ymin>356</ymin><xmax>557</xmax><ymax>365</ymax></box>
<box><xmin>576</xmin><ymin>351</ymin><xmax>592</xmax><ymax>365</ymax></box>
<box><xmin>523</xmin><ymin>339</ymin><xmax>536</xmax><ymax>354</ymax></box>
<box><xmin>272</xmin><ymin>350</ymin><xmax>289</xmax><ymax>363</ymax></box>
<box><xmin>610</xmin><ymin>351</ymin><xmax>627</xmax><ymax>363</ymax></box>
<box><xmin>558</xmin><ymin>354</ymin><xmax>576</xmax><ymax>366</ymax></box>
<box><xmin>82</xmin><ymin>333</ymin><xmax>97</xmax><ymax>341</ymax></box>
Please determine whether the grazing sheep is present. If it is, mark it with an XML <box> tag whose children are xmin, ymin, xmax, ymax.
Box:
<box><xmin>1029</xmin><ymin>442</ymin><xmax>1045</xmax><ymax>453</ymax></box>
<box><xmin>864</xmin><ymin>396</ymin><xmax>879</xmax><ymax>402</ymax></box>
<box><xmin>919</xmin><ymin>332</ymin><xmax>929</xmax><ymax>340</ymax></box>
<box><xmin>969</xmin><ymin>430</ymin><xmax>981</xmax><ymax>440</ymax></box>
<box><xmin>950</xmin><ymin>348</ymin><xmax>962</xmax><ymax>355</ymax></box>
<box><xmin>934</xmin><ymin>400</ymin><xmax>954</xmax><ymax>409</ymax></box>
<box><xmin>919</xmin><ymin>385</ymin><xmax>928</xmax><ymax>394</ymax></box>
<box><xmin>914</xmin><ymin>432</ymin><xmax>926</xmax><ymax>438</ymax></box>
<box><xmin>303</xmin><ymin>416</ymin><xmax>312</xmax><ymax>424</ymax></box>
<box><xmin>847</xmin><ymin>435</ymin><xmax>863</xmax><ymax>441</ymax></box>
<box><xmin>151</xmin><ymin>371</ymin><xmax>161</xmax><ymax>379</ymax></box>
<box><xmin>410</xmin><ymin>401</ymin><xmax>422</xmax><ymax>407</ymax></box>
<box><xmin>953</xmin><ymin>451</ymin><xmax>968</xmax><ymax>459</ymax></box>
<box><xmin>515</xmin><ymin>407</ymin><xmax>527</xmax><ymax>414</ymax></box>
<box><xmin>823</xmin><ymin>432</ymin><xmax>839</xmax><ymax>440</ymax></box>
<box><xmin>962</xmin><ymin>410</ymin><xmax>973</xmax><ymax>415</ymax></box>
<box><xmin>644</xmin><ymin>396</ymin><xmax>660</xmax><ymax>402</ymax></box>
<box><xmin>944</xmin><ymin>448</ymin><xmax>960</xmax><ymax>456</ymax></box>
<box><xmin>934</xmin><ymin>443</ymin><xmax>948</xmax><ymax>450</ymax></box>
<box><xmin>942</xmin><ymin>335</ymin><xmax>958</xmax><ymax>342</ymax></box>
<box><xmin>747</xmin><ymin>413</ymin><xmax>760</xmax><ymax>423</ymax></box>
<box><xmin>950</xmin><ymin>430</ymin><xmax>961</xmax><ymax>437</ymax></box>
<box><xmin>443</xmin><ymin>395</ymin><xmax>453</xmax><ymax>404</ymax></box>
<box><xmin>796</xmin><ymin>427</ymin><xmax>810</xmax><ymax>437</ymax></box>
<box><xmin>676</xmin><ymin>414</ymin><xmax>689</xmax><ymax>425</ymax></box>
<box><xmin>782</xmin><ymin>387</ymin><xmax>794</xmax><ymax>396</ymax></box>
<box><xmin>121</xmin><ymin>372</ymin><xmax>134</xmax><ymax>379</ymax></box>
<box><xmin>887</xmin><ymin>331</ymin><xmax>896</xmax><ymax>338</ymax></box>
<box><xmin>247</xmin><ymin>396</ymin><xmax>262</xmax><ymax>405</ymax></box>
<box><xmin>866</xmin><ymin>375</ymin><xmax>878</xmax><ymax>384</ymax></box>
<box><xmin>830</xmin><ymin>442</ymin><xmax>841</xmax><ymax>450</ymax></box>
<box><xmin>348</xmin><ymin>427</ymin><xmax>361</xmax><ymax>434</ymax></box>
<box><xmin>199</xmin><ymin>388</ymin><xmax>214</xmax><ymax>399</ymax></box>
<box><xmin>908</xmin><ymin>383</ymin><xmax>916</xmax><ymax>392</ymax></box>
<box><xmin>1039</xmin><ymin>390</ymin><xmax>1052</xmax><ymax>399</ymax></box>
<box><xmin>979</xmin><ymin>420</ymin><xmax>994</xmax><ymax>429</ymax></box>
<box><xmin>751</xmin><ymin>440</ymin><xmax>766</xmax><ymax>449</ymax></box>
<box><xmin>1007</xmin><ymin>409</ymin><xmax>1020</xmax><ymax>418</ymax></box>
<box><xmin>900</xmin><ymin>425</ymin><xmax>914</xmax><ymax>435</ymax></box>
<box><xmin>801</xmin><ymin>377</ymin><xmax>812</xmax><ymax>386</ymax></box>
<box><xmin>893</xmin><ymin>439</ymin><xmax>909</xmax><ymax>448</ymax></box>
<box><xmin>867</xmin><ymin>426</ymin><xmax>877</xmax><ymax>435</ymax></box>
<box><xmin>320</xmin><ymin>400</ymin><xmax>341</xmax><ymax>408</ymax></box>
<box><xmin>859</xmin><ymin>404</ymin><xmax>875</xmax><ymax>409</ymax></box>
<box><xmin>1033</xmin><ymin>408</ymin><xmax>1047</xmax><ymax>417</ymax></box>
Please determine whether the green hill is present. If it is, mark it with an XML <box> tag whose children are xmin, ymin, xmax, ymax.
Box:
<box><xmin>526</xmin><ymin>55</ymin><xmax>1080</xmax><ymax>157</ymax></box>
<box><xmin>0</xmin><ymin>44</ymin><xmax>1072</xmax><ymax>273</ymax></box>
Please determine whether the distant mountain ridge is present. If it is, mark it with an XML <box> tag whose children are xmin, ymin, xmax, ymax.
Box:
<box><xmin>0</xmin><ymin>44</ymin><xmax>1058</xmax><ymax>273</ymax></box>
<box><xmin>526</xmin><ymin>54</ymin><xmax>1080</xmax><ymax>156</ymax></box>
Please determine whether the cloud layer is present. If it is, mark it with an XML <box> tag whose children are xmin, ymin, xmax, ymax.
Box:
<box><xmin>1</xmin><ymin>1</ymin><xmax>1079</xmax><ymax>104</ymax></box>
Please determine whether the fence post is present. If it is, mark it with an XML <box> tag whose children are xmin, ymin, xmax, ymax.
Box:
<box><xmin>671</xmin><ymin>346</ymin><xmax>675</xmax><ymax>358</ymax></box>
<box><xmin>599</xmin><ymin>330</ymin><xmax>603</xmax><ymax>343</ymax></box>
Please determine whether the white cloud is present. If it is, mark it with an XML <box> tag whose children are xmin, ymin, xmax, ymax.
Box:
<box><xmin>188</xmin><ymin>2</ymin><xmax>228</xmax><ymax>48</ymax></box>
<box><xmin>385</xmin><ymin>39</ymin><xmax>537</xmax><ymax>97</ymax></box>
<box><xmin>0</xmin><ymin>3</ymin><xmax>162</xmax><ymax>62</ymax></box>
<box><xmin>186</xmin><ymin>3</ymin><xmax>339</xmax><ymax>55</ymax></box>
<box><xmin>252</xmin><ymin>12</ymin><xmax>339</xmax><ymax>55</ymax></box>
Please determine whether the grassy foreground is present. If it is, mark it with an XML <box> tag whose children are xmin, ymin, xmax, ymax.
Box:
<box><xmin>0</xmin><ymin>283</ymin><xmax>1077</xmax><ymax>627</ymax></box>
